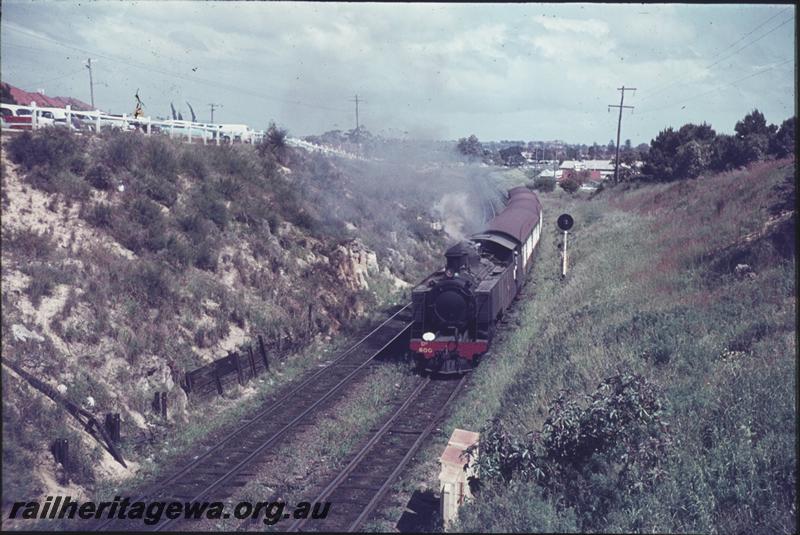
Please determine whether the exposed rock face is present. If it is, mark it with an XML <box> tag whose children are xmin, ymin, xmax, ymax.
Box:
<box><xmin>330</xmin><ymin>239</ymin><xmax>379</xmax><ymax>290</ymax></box>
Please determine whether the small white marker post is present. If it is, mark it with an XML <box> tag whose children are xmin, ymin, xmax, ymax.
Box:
<box><xmin>557</xmin><ymin>213</ymin><xmax>574</xmax><ymax>278</ymax></box>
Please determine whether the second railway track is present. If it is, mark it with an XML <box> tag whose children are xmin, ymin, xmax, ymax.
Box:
<box><xmin>94</xmin><ymin>304</ymin><xmax>412</xmax><ymax>532</ymax></box>
<box><xmin>285</xmin><ymin>374</ymin><xmax>467</xmax><ymax>533</ymax></box>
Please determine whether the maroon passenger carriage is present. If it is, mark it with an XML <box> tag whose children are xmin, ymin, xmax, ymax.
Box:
<box><xmin>410</xmin><ymin>187</ymin><xmax>543</xmax><ymax>374</ymax></box>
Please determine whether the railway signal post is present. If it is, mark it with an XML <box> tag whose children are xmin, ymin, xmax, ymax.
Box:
<box><xmin>557</xmin><ymin>213</ymin><xmax>574</xmax><ymax>277</ymax></box>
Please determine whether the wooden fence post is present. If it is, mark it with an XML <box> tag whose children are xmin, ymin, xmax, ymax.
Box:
<box><xmin>233</xmin><ymin>351</ymin><xmax>244</xmax><ymax>386</ymax></box>
<box><xmin>160</xmin><ymin>392</ymin><xmax>167</xmax><ymax>420</ymax></box>
<box><xmin>95</xmin><ymin>110</ymin><xmax>101</xmax><ymax>133</ymax></box>
<box><xmin>214</xmin><ymin>369</ymin><xmax>223</xmax><ymax>395</ymax></box>
<box><xmin>53</xmin><ymin>438</ymin><xmax>69</xmax><ymax>484</ymax></box>
<box><xmin>258</xmin><ymin>334</ymin><xmax>270</xmax><ymax>371</ymax></box>
<box><xmin>247</xmin><ymin>345</ymin><xmax>257</xmax><ymax>378</ymax></box>
<box><xmin>104</xmin><ymin>413</ymin><xmax>121</xmax><ymax>443</ymax></box>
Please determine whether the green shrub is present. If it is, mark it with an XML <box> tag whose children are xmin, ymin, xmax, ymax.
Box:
<box><xmin>559</xmin><ymin>177</ymin><xmax>580</xmax><ymax>194</ymax></box>
<box><xmin>7</xmin><ymin>128</ymin><xmax>85</xmax><ymax>171</ymax></box>
<box><xmin>193</xmin><ymin>240</ymin><xmax>219</xmax><ymax>271</ymax></box>
<box><xmin>24</xmin><ymin>168</ymin><xmax>91</xmax><ymax>200</ymax></box>
<box><xmin>142</xmin><ymin>137</ymin><xmax>178</xmax><ymax>178</ymax></box>
<box><xmin>86</xmin><ymin>203</ymin><xmax>114</xmax><ymax>228</ymax></box>
<box><xmin>85</xmin><ymin>164</ymin><xmax>113</xmax><ymax>190</ymax></box>
<box><xmin>138</xmin><ymin>170</ymin><xmax>178</xmax><ymax>207</ymax></box>
<box><xmin>180</xmin><ymin>148</ymin><xmax>209</xmax><ymax>180</ymax></box>
<box><xmin>2</xmin><ymin>228</ymin><xmax>57</xmax><ymax>259</ymax></box>
<box><xmin>103</xmin><ymin>129</ymin><xmax>144</xmax><ymax>170</ymax></box>
<box><xmin>530</xmin><ymin>176</ymin><xmax>556</xmax><ymax>192</ymax></box>
<box><xmin>24</xmin><ymin>263</ymin><xmax>76</xmax><ymax>307</ymax></box>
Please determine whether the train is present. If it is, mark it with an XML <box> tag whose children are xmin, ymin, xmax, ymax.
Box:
<box><xmin>409</xmin><ymin>186</ymin><xmax>543</xmax><ymax>374</ymax></box>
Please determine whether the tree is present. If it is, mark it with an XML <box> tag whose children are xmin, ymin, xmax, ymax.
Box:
<box><xmin>566</xmin><ymin>146</ymin><xmax>579</xmax><ymax>159</ymax></box>
<box><xmin>675</xmin><ymin>140</ymin><xmax>710</xmax><ymax>179</ymax></box>
<box><xmin>677</xmin><ymin>122</ymin><xmax>716</xmax><ymax>145</ymax></box>
<box><xmin>457</xmin><ymin>134</ymin><xmax>483</xmax><ymax>159</ymax></box>
<box><xmin>739</xmin><ymin>133</ymin><xmax>770</xmax><ymax>164</ymax></box>
<box><xmin>559</xmin><ymin>176</ymin><xmax>580</xmax><ymax>194</ymax></box>
<box><xmin>259</xmin><ymin>121</ymin><xmax>290</xmax><ymax>164</ymax></box>
<box><xmin>734</xmin><ymin>109</ymin><xmax>773</xmax><ymax>139</ymax></box>
<box><xmin>709</xmin><ymin>134</ymin><xmax>743</xmax><ymax>171</ymax></box>
<box><xmin>531</xmin><ymin>176</ymin><xmax>556</xmax><ymax>192</ymax></box>
<box><xmin>606</xmin><ymin>139</ymin><xmax>616</xmax><ymax>156</ymax></box>
<box><xmin>770</xmin><ymin>116</ymin><xmax>795</xmax><ymax>158</ymax></box>
<box><xmin>499</xmin><ymin>145</ymin><xmax>526</xmax><ymax>167</ymax></box>
<box><xmin>0</xmin><ymin>83</ymin><xmax>16</xmax><ymax>104</ymax></box>
<box><xmin>641</xmin><ymin>127</ymin><xmax>681</xmax><ymax>181</ymax></box>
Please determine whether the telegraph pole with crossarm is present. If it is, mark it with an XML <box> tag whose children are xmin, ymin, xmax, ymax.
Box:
<box><xmin>608</xmin><ymin>86</ymin><xmax>636</xmax><ymax>183</ymax></box>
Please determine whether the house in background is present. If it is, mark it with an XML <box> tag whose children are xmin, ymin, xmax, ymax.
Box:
<box><xmin>537</xmin><ymin>167</ymin><xmax>563</xmax><ymax>180</ymax></box>
<box><xmin>559</xmin><ymin>159</ymin><xmax>615</xmax><ymax>181</ymax></box>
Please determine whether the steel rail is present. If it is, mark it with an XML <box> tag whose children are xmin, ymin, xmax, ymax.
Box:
<box><xmin>150</xmin><ymin>319</ymin><xmax>412</xmax><ymax>531</ymax></box>
<box><xmin>288</xmin><ymin>375</ymin><xmax>468</xmax><ymax>532</ymax></box>
<box><xmin>94</xmin><ymin>304</ymin><xmax>410</xmax><ymax>531</ymax></box>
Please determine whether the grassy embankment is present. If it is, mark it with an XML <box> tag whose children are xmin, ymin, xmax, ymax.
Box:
<box><xmin>373</xmin><ymin>159</ymin><xmax>795</xmax><ymax>533</ymax></box>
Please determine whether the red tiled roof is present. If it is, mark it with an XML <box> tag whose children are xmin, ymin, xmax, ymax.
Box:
<box><xmin>4</xmin><ymin>83</ymin><xmax>93</xmax><ymax>111</ymax></box>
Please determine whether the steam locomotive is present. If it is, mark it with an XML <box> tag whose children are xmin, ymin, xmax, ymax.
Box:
<box><xmin>410</xmin><ymin>187</ymin><xmax>543</xmax><ymax>374</ymax></box>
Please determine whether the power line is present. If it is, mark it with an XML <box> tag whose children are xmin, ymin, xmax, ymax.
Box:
<box><xmin>638</xmin><ymin>58</ymin><xmax>793</xmax><ymax>115</ymax></box>
<box><xmin>640</xmin><ymin>12</ymin><xmax>795</xmax><ymax>103</ymax></box>
<box><xmin>704</xmin><ymin>16</ymin><xmax>794</xmax><ymax>70</ymax></box>
<box><xmin>2</xmin><ymin>24</ymin><xmax>351</xmax><ymax>115</ymax></box>
<box><xmin>28</xmin><ymin>67</ymin><xmax>86</xmax><ymax>87</ymax></box>
<box><xmin>708</xmin><ymin>6</ymin><xmax>791</xmax><ymax>59</ymax></box>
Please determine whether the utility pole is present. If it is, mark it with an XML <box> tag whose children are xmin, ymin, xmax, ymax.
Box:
<box><xmin>209</xmin><ymin>103</ymin><xmax>222</xmax><ymax>123</ymax></box>
<box><xmin>349</xmin><ymin>94</ymin><xmax>364</xmax><ymax>157</ymax></box>
<box><xmin>349</xmin><ymin>94</ymin><xmax>365</xmax><ymax>138</ymax></box>
<box><xmin>608</xmin><ymin>86</ymin><xmax>636</xmax><ymax>183</ymax></box>
<box><xmin>85</xmin><ymin>58</ymin><xmax>95</xmax><ymax>109</ymax></box>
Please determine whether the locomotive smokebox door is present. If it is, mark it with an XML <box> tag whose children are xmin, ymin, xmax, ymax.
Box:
<box><xmin>557</xmin><ymin>213</ymin><xmax>574</xmax><ymax>231</ymax></box>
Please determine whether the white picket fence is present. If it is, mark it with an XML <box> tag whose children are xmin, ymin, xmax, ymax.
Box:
<box><xmin>3</xmin><ymin>101</ymin><xmax>363</xmax><ymax>158</ymax></box>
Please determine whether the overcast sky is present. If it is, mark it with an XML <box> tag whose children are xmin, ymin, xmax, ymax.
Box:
<box><xmin>1</xmin><ymin>2</ymin><xmax>795</xmax><ymax>144</ymax></box>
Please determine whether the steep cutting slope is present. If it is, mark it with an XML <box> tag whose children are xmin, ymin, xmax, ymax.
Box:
<box><xmin>0</xmin><ymin>128</ymin><xmax>482</xmax><ymax>513</ymax></box>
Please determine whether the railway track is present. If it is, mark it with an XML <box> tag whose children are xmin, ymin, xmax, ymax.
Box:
<box><xmin>285</xmin><ymin>375</ymin><xmax>467</xmax><ymax>532</ymax></box>
<box><xmin>94</xmin><ymin>304</ymin><xmax>412</xmax><ymax>532</ymax></box>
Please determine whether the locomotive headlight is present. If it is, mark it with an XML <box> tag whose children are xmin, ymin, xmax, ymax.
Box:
<box><xmin>422</xmin><ymin>332</ymin><xmax>436</xmax><ymax>342</ymax></box>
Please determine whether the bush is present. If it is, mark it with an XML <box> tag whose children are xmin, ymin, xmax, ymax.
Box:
<box><xmin>24</xmin><ymin>263</ymin><xmax>76</xmax><ymax>307</ymax></box>
<box><xmin>771</xmin><ymin>116</ymin><xmax>795</xmax><ymax>157</ymax></box>
<box><xmin>128</xmin><ymin>259</ymin><xmax>172</xmax><ymax>307</ymax></box>
<box><xmin>86</xmin><ymin>203</ymin><xmax>114</xmax><ymax>228</ymax></box>
<box><xmin>2</xmin><ymin>228</ymin><xmax>57</xmax><ymax>259</ymax></box>
<box><xmin>193</xmin><ymin>240</ymin><xmax>219</xmax><ymax>271</ymax></box>
<box><xmin>103</xmin><ymin>129</ymin><xmax>144</xmax><ymax>170</ymax></box>
<box><xmin>530</xmin><ymin>176</ymin><xmax>556</xmax><ymax>192</ymax></box>
<box><xmin>24</xmin><ymin>168</ymin><xmax>91</xmax><ymax>200</ymax></box>
<box><xmin>559</xmin><ymin>177</ymin><xmax>580</xmax><ymax>194</ymax></box>
<box><xmin>142</xmin><ymin>137</ymin><xmax>178</xmax><ymax>178</ymax></box>
<box><xmin>675</xmin><ymin>140</ymin><xmax>710</xmax><ymax>178</ymax></box>
<box><xmin>85</xmin><ymin>164</ymin><xmax>114</xmax><ymax>190</ymax></box>
<box><xmin>467</xmin><ymin>373</ymin><xmax>671</xmax><ymax>530</ymax></box>
<box><xmin>7</xmin><ymin>128</ymin><xmax>84</xmax><ymax>171</ymax></box>
<box><xmin>180</xmin><ymin>148</ymin><xmax>209</xmax><ymax>180</ymax></box>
